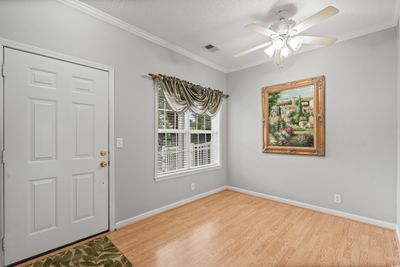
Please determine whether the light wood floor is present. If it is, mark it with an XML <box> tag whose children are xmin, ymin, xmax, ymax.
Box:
<box><xmin>17</xmin><ymin>190</ymin><xmax>400</xmax><ymax>267</ymax></box>
<box><xmin>109</xmin><ymin>190</ymin><xmax>400</xmax><ymax>267</ymax></box>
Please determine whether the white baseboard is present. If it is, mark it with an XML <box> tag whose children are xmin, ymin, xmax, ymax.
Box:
<box><xmin>115</xmin><ymin>184</ymin><xmax>397</xmax><ymax>231</ymax></box>
<box><xmin>227</xmin><ymin>186</ymin><xmax>397</xmax><ymax>230</ymax></box>
<box><xmin>115</xmin><ymin>186</ymin><xmax>227</xmax><ymax>228</ymax></box>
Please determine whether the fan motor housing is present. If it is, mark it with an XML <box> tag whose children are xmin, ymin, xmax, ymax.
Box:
<box><xmin>270</xmin><ymin>9</ymin><xmax>296</xmax><ymax>35</ymax></box>
<box><xmin>271</xmin><ymin>19</ymin><xmax>296</xmax><ymax>35</ymax></box>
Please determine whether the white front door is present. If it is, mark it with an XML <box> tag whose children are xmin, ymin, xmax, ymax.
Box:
<box><xmin>4</xmin><ymin>48</ymin><xmax>109</xmax><ymax>265</ymax></box>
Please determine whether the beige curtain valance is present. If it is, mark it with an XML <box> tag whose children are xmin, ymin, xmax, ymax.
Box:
<box><xmin>151</xmin><ymin>74</ymin><xmax>227</xmax><ymax>117</ymax></box>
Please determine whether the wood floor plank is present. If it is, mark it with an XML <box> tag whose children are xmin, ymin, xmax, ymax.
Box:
<box><xmin>109</xmin><ymin>190</ymin><xmax>400</xmax><ymax>267</ymax></box>
<box><xmin>17</xmin><ymin>190</ymin><xmax>400</xmax><ymax>267</ymax></box>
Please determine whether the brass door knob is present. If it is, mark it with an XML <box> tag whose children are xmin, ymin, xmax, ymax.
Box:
<box><xmin>100</xmin><ymin>161</ymin><xmax>108</xmax><ymax>168</ymax></box>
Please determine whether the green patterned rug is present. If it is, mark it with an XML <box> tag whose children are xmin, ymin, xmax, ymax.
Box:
<box><xmin>26</xmin><ymin>236</ymin><xmax>133</xmax><ymax>267</ymax></box>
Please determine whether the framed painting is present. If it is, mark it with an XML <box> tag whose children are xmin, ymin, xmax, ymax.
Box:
<box><xmin>262</xmin><ymin>76</ymin><xmax>325</xmax><ymax>156</ymax></box>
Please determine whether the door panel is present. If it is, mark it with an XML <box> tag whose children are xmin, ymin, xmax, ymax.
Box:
<box><xmin>4</xmin><ymin>48</ymin><xmax>109</xmax><ymax>265</ymax></box>
<box><xmin>29</xmin><ymin>177</ymin><xmax>57</xmax><ymax>234</ymax></box>
<box><xmin>72</xmin><ymin>172</ymin><xmax>94</xmax><ymax>222</ymax></box>
<box><xmin>29</xmin><ymin>68</ymin><xmax>57</xmax><ymax>89</ymax></box>
<box><xmin>30</xmin><ymin>99</ymin><xmax>57</xmax><ymax>161</ymax></box>
<box><xmin>73</xmin><ymin>103</ymin><xmax>94</xmax><ymax>158</ymax></box>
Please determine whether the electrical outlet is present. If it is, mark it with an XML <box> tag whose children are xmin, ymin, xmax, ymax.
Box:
<box><xmin>191</xmin><ymin>183</ymin><xmax>196</xmax><ymax>191</ymax></box>
<box><xmin>116</xmin><ymin>138</ymin><xmax>123</xmax><ymax>148</ymax></box>
<box><xmin>333</xmin><ymin>194</ymin><xmax>342</xmax><ymax>204</ymax></box>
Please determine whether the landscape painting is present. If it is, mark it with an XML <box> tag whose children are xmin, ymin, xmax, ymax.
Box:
<box><xmin>262</xmin><ymin>76</ymin><xmax>325</xmax><ymax>156</ymax></box>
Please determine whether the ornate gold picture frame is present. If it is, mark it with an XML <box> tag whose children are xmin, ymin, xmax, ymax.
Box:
<box><xmin>262</xmin><ymin>76</ymin><xmax>325</xmax><ymax>156</ymax></box>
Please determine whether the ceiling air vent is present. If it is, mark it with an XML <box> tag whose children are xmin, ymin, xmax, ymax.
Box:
<box><xmin>204</xmin><ymin>44</ymin><xmax>219</xmax><ymax>52</ymax></box>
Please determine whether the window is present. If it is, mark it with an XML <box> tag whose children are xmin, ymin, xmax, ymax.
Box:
<box><xmin>156</xmin><ymin>87</ymin><xmax>220</xmax><ymax>179</ymax></box>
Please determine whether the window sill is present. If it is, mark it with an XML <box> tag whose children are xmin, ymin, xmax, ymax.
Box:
<box><xmin>154</xmin><ymin>164</ymin><xmax>221</xmax><ymax>182</ymax></box>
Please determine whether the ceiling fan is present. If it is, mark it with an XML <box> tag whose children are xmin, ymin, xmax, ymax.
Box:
<box><xmin>234</xmin><ymin>6</ymin><xmax>339</xmax><ymax>65</ymax></box>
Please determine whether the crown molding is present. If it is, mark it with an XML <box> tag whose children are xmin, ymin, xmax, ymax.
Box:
<box><xmin>57</xmin><ymin>0</ymin><xmax>228</xmax><ymax>73</ymax></box>
<box><xmin>58</xmin><ymin>0</ymin><xmax>397</xmax><ymax>74</ymax></box>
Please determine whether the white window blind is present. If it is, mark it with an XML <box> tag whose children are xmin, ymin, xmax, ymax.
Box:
<box><xmin>156</xmin><ymin>87</ymin><xmax>220</xmax><ymax>179</ymax></box>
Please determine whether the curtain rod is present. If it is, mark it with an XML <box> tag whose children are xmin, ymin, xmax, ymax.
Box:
<box><xmin>146</xmin><ymin>73</ymin><xmax>229</xmax><ymax>98</ymax></box>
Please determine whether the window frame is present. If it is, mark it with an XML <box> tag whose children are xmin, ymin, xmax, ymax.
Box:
<box><xmin>154</xmin><ymin>88</ymin><xmax>221</xmax><ymax>182</ymax></box>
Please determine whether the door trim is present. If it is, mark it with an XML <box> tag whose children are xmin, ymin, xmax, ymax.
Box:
<box><xmin>0</xmin><ymin>38</ymin><xmax>116</xmax><ymax>266</ymax></box>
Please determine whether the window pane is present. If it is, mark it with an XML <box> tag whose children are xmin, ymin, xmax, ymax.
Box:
<box><xmin>205</xmin><ymin>116</ymin><xmax>211</xmax><ymax>130</ymax></box>
<box><xmin>175</xmin><ymin>113</ymin><xmax>185</xmax><ymax>129</ymax></box>
<box><xmin>191</xmin><ymin>134</ymin><xmax>198</xmax><ymax>144</ymax></box>
<box><xmin>190</xmin><ymin>133</ymin><xmax>212</xmax><ymax>167</ymax></box>
<box><xmin>199</xmin><ymin>133</ymin><xmax>206</xmax><ymax>144</ymax></box>
<box><xmin>158</xmin><ymin>133</ymin><xmax>186</xmax><ymax>174</ymax></box>
<box><xmin>158</xmin><ymin>91</ymin><xmax>166</xmax><ymax>109</ymax></box>
<box><xmin>166</xmin><ymin>133</ymin><xmax>176</xmax><ymax>146</ymax></box>
<box><xmin>206</xmin><ymin>133</ymin><xmax>212</xmax><ymax>142</ymax></box>
<box><xmin>158</xmin><ymin>110</ymin><xmax>165</xmax><ymax>129</ymax></box>
<box><xmin>160</xmin><ymin>110</ymin><xmax>185</xmax><ymax>130</ymax></box>
<box><xmin>158</xmin><ymin>133</ymin><xmax>166</xmax><ymax>150</ymax></box>
<box><xmin>188</xmin><ymin>112</ymin><xmax>212</xmax><ymax>131</ymax></box>
<box><xmin>164</xmin><ymin>111</ymin><xmax>175</xmax><ymax>129</ymax></box>
<box><xmin>189</xmin><ymin>111</ymin><xmax>196</xmax><ymax>130</ymax></box>
<box><xmin>197</xmin><ymin>115</ymin><xmax>205</xmax><ymax>130</ymax></box>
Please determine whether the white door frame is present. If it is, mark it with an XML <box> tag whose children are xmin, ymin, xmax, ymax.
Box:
<box><xmin>0</xmin><ymin>38</ymin><xmax>116</xmax><ymax>266</ymax></box>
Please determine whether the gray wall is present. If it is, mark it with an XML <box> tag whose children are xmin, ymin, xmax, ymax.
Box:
<box><xmin>227</xmin><ymin>28</ymin><xmax>397</xmax><ymax>223</ymax></box>
<box><xmin>0</xmin><ymin>0</ymin><xmax>397</xmax><ymax>251</ymax></box>
<box><xmin>397</xmin><ymin>21</ymin><xmax>400</xmax><ymax>226</ymax></box>
<box><xmin>0</xmin><ymin>0</ymin><xmax>227</xmax><ymax>224</ymax></box>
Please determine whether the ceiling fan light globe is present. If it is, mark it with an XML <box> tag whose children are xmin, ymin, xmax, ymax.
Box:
<box><xmin>273</xmin><ymin>37</ymin><xmax>285</xmax><ymax>49</ymax></box>
<box><xmin>264</xmin><ymin>45</ymin><xmax>275</xmax><ymax>57</ymax></box>
<box><xmin>281</xmin><ymin>46</ymin><xmax>290</xmax><ymax>58</ymax></box>
<box><xmin>288</xmin><ymin>36</ymin><xmax>303</xmax><ymax>51</ymax></box>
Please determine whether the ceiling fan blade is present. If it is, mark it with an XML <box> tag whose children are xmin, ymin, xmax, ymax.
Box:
<box><xmin>245</xmin><ymin>23</ymin><xmax>278</xmax><ymax>38</ymax></box>
<box><xmin>292</xmin><ymin>6</ymin><xmax>339</xmax><ymax>34</ymax></box>
<box><xmin>234</xmin><ymin>42</ymin><xmax>272</xmax><ymax>58</ymax></box>
<box><xmin>300</xmin><ymin>36</ymin><xmax>337</xmax><ymax>46</ymax></box>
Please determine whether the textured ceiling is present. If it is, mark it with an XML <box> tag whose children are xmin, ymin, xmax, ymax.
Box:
<box><xmin>80</xmin><ymin>0</ymin><xmax>399</xmax><ymax>72</ymax></box>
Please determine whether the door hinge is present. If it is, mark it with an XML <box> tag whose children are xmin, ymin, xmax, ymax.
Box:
<box><xmin>1</xmin><ymin>150</ymin><xmax>5</xmax><ymax>164</ymax></box>
<box><xmin>1</xmin><ymin>63</ymin><xmax>5</xmax><ymax>78</ymax></box>
<box><xmin>1</xmin><ymin>237</ymin><xmax>5</xmax><ymax>251</ymax></box>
